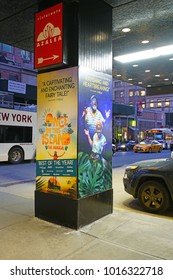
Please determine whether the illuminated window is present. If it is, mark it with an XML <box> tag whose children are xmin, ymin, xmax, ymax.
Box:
<box><xmin>150</xmin><ymin>100</ymin><xmax>154</xmax><ymax>108</ymax></box>
<box><xmin>165</xmin><ymin>98</ymin><xmax>170</xmax><ymax>107</ymax></box>
<box><xmin>129</xmin><ymin>90</ymin><xmax>133</xmax><ymax>96</ymax></box>
<box><xmin>142</xmin><ymin>101</ymin><xmax>146</xmax><ymax>108</ymax></box>
<box><xmin>140</xmin><ymin>90</ymin><xmax>146</xmax><ymax>96</ymax></box>
<box><xmin>157</xmin><ymin>99</ymin><xmax>162</xmax><ymax>107</ymax></box>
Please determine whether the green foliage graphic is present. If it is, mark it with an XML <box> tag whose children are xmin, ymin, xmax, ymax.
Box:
<box><xmin>78</xmin><ymin>152</ymin><xmax>112</xmax><ymax>198</ymax></box>
<box><xmin>36</xmin><ymin>176</ymin><xmax>47</xmax><ymax>191</ymax></box>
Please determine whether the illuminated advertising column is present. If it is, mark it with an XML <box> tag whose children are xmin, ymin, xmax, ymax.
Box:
<box><xmin>35</xmin><ymin>1</ymin><xmax>113</xmax><ymax>229</ymax></box>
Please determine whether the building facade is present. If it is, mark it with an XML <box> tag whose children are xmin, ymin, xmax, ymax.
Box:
<box><xmin>113</xmin><ymin>79</ymin><xmax>166</xmax><ymax>142</ymax></box>
<box><xmin>0</xmin><ymin>43</ymin><xmax>37</xmax><ymax>108</ymax></box>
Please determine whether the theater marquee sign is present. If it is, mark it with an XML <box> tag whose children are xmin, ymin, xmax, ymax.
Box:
<box><xmin>34</xmin><ymin>3</ymin><xmax>63</xmax><ymax>69</ymax></box>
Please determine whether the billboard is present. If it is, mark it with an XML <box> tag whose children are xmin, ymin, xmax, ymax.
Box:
<box><xmin>78</xmin><ymin>67</ymin><xmax>112</xmax><ymax>198</ymax></box>
<box><xmin>36</xmin><ymin>67</ymin><xmax>78</xmax><ymax>198</ymax></box>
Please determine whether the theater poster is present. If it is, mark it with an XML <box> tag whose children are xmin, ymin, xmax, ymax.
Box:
<box><xmin>36</xmin><ymin>67</ymin><xmax>78</xmax><ymax>199</ymax></box>
<box><xmin>78</xmin><ymin>67</ymin><xmax>112</xmax><ymax>198</ymax></box>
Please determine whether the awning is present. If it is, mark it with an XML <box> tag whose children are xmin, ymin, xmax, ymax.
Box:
<box><xmin>113</xmin><ymin>103</ymin><xmax>135</xmax><ymax>115</ymax></box>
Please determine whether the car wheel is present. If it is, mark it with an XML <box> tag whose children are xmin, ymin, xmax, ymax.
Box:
<box><xmin>138</xmin><ymin>181</ymin><xmax>171</xmax><ymax>213</ymax></box>
<box><xmin>8</xmin><ymin>147</ymin><xmax>24</xmax><ymax>164</ymax></box>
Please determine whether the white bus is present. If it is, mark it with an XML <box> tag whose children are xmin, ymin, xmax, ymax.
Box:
<box><xmin>145</xmin><ymin>128</ymin><xmax>173</xmax><ymax>149</ymax></box>
<box><xmin>0</xmin><ymin>107</ymin><xmax>36</xmax><ymax>164</ymax></box>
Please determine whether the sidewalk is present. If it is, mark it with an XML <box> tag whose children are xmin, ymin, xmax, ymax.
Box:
<box><xmin>0</xmin><ymin>166</ymin><xmax>173</xmax><ymax>260</ymax></box>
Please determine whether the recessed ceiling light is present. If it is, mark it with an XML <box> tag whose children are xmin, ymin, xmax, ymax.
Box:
<box><xmin>164</xmin><ymin>78</ymin><xmax>169</xmax><ymax>81</ymax></box>
<box><xmin>138</xmin><ymin>81</ymin><xmax>143</xmax><ymax>84</ymax></box>
<box><xmin>132</xmin><ymin>64</ymin><xmax>138</xmax><ymax>67</ymax></box>
<box><xmin>122</xmin><ymin>28</ymin><xmax>131</xmax><ymax>33</ymax></box>
<box><xmin>141</xmin><ymin>40</ymin><xmax>149</xmax><ymax>44</ymax></box>
<box><xmin>169</xmin><ymin>58</ymin><xmax>173</xmax><ymax>60</ymax></box>
<box><xmin>155</xmin><ymin>74</ymin><xmax>160</xmax><ymax>77</ymax></box>
<box><xmin>147</xmin><ymin>85</ymin><xmax>151</xmax><ymax>87</ymax></box>
<box><xmin>128</xmin><ymin>78</ymin><xmax>133</xmax><ymax>80</ymax></box>
<box><xmin>145</xmin><ymin>69</ymin><xmax>150</xmax><ymax>72</ymax></box>
<box><xmin>116</xmin><ymin>74</ymin><xmax>121</xmax><ymax>77</ymax></box>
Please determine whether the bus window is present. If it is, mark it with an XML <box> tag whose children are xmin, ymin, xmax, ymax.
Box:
<box><xmin>3</xmin><ymin>125</ymin><xmax>32</xmax><ymax>143</ymax></box>
<box><xmin>155</xmin><ymin>133</ymin><xmax>163</xmax><ymax>141</ymax></box>
<box><xmin>0</xmin><ymin>126</ymin><xmax>3</xmax><ymax>142</ymax></box>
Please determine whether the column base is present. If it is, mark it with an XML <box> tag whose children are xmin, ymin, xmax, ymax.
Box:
<box><xmin>35</xmin><ymin>189</ymin><xmax>113</xmax><ymax>229</ymax></box>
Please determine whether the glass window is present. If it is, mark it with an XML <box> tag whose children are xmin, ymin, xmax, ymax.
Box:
<box><xmin>0</xmin><ymin>43</ymin><xmax>13</xmax><ymax>53</ymax></box>
<box><xmin>150</xmin><ymin>100</ymin><xmax>154</xmax><ymax>108</ymax></box>
<box><xmin>21</xmin><ymin>50</ymin><xmax>31</xmax><ymax>61</ymax></box>
<box><xmin>142</xmin><ymin>101</ymin><xmax>146</xmax><ymax>108</ymax></box>
<box><xmin>140</xmin><ymin>90</ymin><xmax>146</xmax><ymax>96</ymax></box>
<box><xmin>157</xmin><ymin>99</ymin><xmax>162</xmax><ymax>107</ymax></box>
<box><xmin>0</xmin><ymin>125</ymin><xmax>32</xmax><ymax>143</ymax></box>
<box><xmin>129</xmin><ymin>90</ymin><xmax>133</xmax><ymax>96</ymax></box>
<box><xmin>165</xmin><ymin>98</ymin><xmax>170</xmax><ymax>107</ymax></box>
<box><xmin>9</xmin><ymin>74</ymin><xmax>18</xmax><ymax>81</ymax></box>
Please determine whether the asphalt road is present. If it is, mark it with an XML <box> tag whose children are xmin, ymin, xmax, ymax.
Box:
<box><xmin>0</xmin><ymin>149</ymin><xmax>171</xmax><ymax>186</ymax></box>
<box><xmin>112</xmin><ymin>149</ymin><xmax>171</xmax><ymax>168</ymax></box>
<box><xmin>0</xmin><ymin>161</ymin><xmax>35</xmax><ymax>187</ymax></box>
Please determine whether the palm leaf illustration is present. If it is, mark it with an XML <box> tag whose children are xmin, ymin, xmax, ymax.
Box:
<box><xmin>36</xmin><ymin>177</ymin><xmax>47</xmax><ymax>191</ymax></box>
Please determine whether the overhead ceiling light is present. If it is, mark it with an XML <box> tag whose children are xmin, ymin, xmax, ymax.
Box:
<box><xmin>138</xmin><ymin>81</ymin><xmax>143</xmax><ymax>84</ymax></box>
<box><xmin>147</xmin><ymin>85</ymin><xmax>151</xmax><ymax>87</ymax></box>
<box><xmin>155</xmin><ymin>74</ymin><xmax>160</xmax><ymax>77</ymax></box>
<box><xmin>114</xmin><ymin>44</ymin><xmax>173</xmax><ymax>63</ymax></box>
<box><xmin>141</xmin><ymin>40</ymin><xmax>149</xmax><ymax>44</ymax></box>
<box><xmin>132</xmin><ymin>64</ymin><xmax>138</xmax><ymax>67</ymax></box>
<box><xmin>122</xmin><ymin>27</ymin><xmax>131</xmax><ymax>33</ymax></box>
<box><xmin>164</xmin><ymin>78</ymin><xmax>169</xmax><ymax>81</ymax></box>
<box><xmin>128</xmin><ymin>78</ymin><xmax>133</xmax><ymax>81</ymax></box>
<box><xmin>169</xmin><ymin>58</ymin><xmax>173</xmax><ymax>60</ymax></box>
<box><xmin>145</xmin><ymin>69</ymin><xmax>150</xmax><ymax>72</ymax></box>
<box><xmin>116</xmin><ymin>74</ymin><xmax>121</xmax><ymax>77</ymax></box>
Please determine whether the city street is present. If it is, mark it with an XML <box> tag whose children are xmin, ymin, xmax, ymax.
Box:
<box><xmin>112</xmin><ymin>148</ymin><xmax>172</xmax><ymax>168</ymax></box>
<box><xmin>0</xmin><ymin>149</ymin><xmax>173</xmax><ymax>218</ymax></box>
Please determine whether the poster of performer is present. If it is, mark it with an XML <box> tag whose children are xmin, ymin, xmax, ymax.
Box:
<box><xmin>78</xmin><ymin>67</ymin><xmax>112</xmax><ymax>198</ymax></box>
<box><xmin>36</xmin><ymin>67</ymin><xmax>78</xmax><ymax>198</ymax></box>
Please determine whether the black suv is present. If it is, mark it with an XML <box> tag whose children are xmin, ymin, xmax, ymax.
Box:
<box><xmin>123</xmin><ymin>158</ymin><xmax>173</xmax><ymax>213</ymax></box>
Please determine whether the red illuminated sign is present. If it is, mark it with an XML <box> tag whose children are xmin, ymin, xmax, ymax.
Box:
<box><xmin>35</xmin><ymin>3</ymin><xmax>63</xmax><ymax>69</ymax></box>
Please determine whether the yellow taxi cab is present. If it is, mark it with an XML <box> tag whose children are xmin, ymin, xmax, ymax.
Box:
<box><xmin>133</xmin><ymin>140</ymin><xmax>163</xmax><ymax>153</ymax></box>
